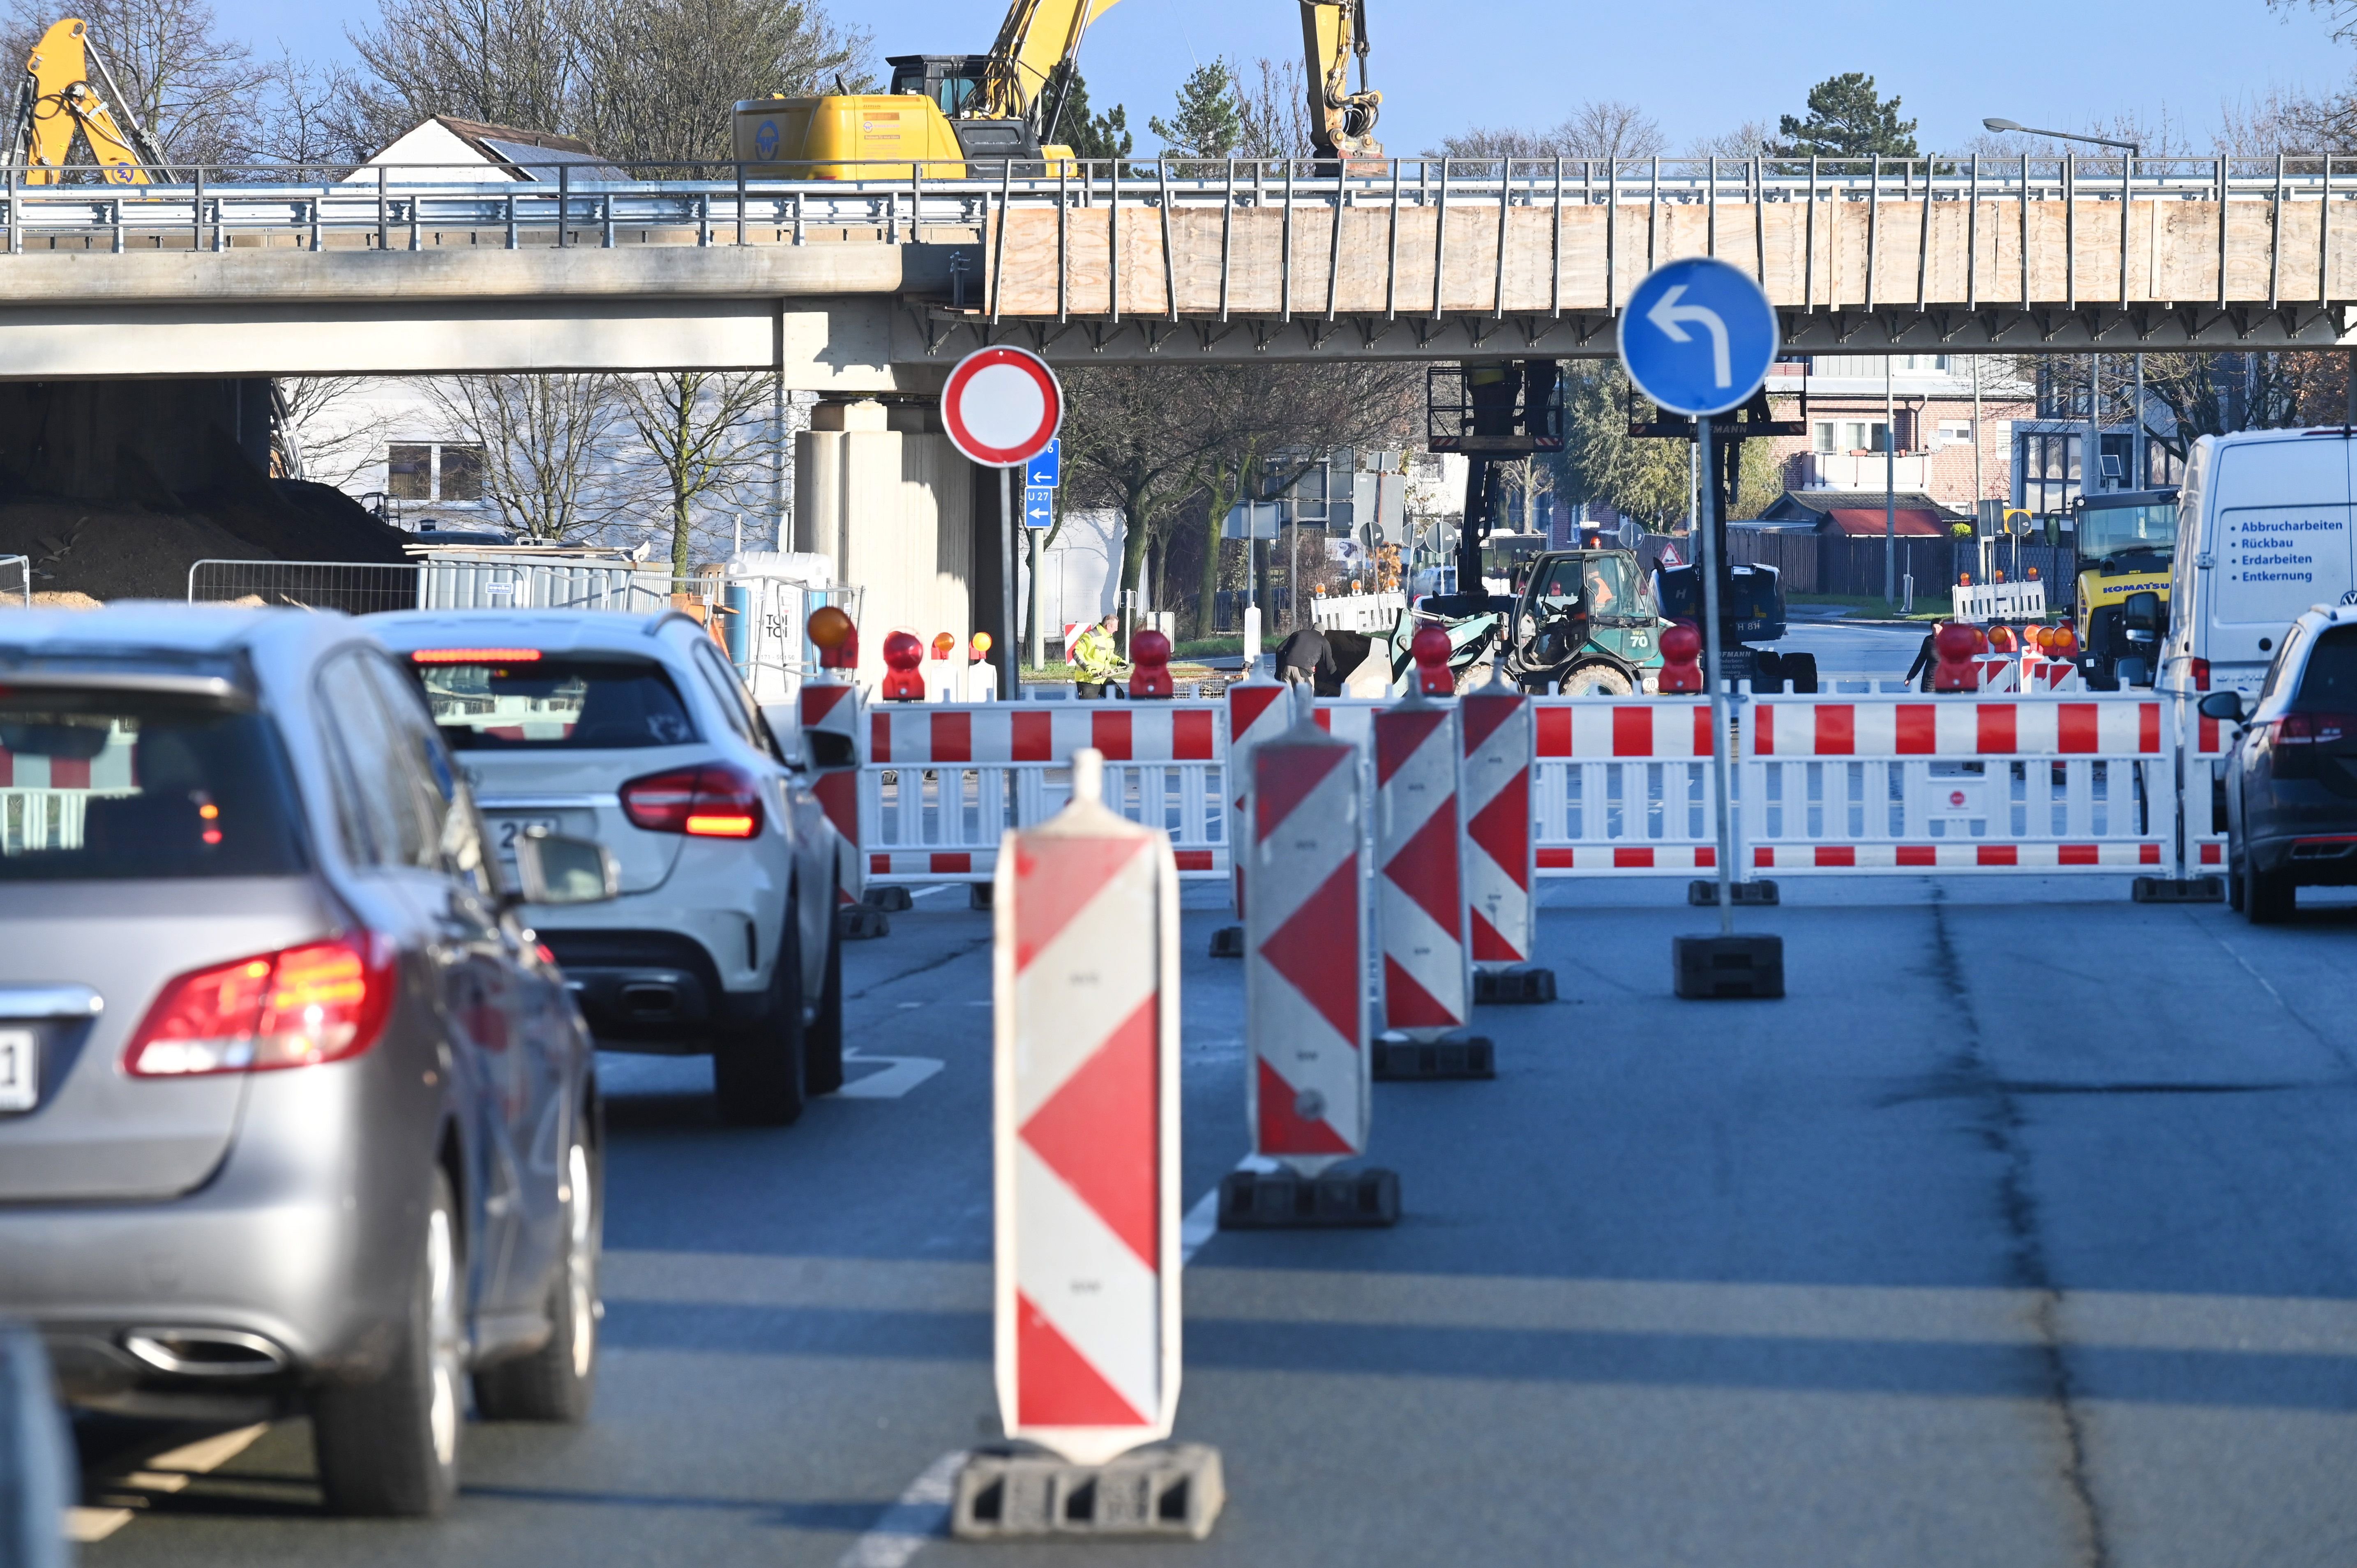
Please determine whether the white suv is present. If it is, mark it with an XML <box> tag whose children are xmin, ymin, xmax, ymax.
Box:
<box><xmin>375</xmin><ymin>610</ymin><xmax>844</xmax><ymax>1123</ymax></box>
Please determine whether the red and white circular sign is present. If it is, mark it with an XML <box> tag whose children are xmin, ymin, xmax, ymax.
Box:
<box><xmin>940</xmin><ymin>346</ymin><xmax>1063</xmax><ymax>467</ymax></box>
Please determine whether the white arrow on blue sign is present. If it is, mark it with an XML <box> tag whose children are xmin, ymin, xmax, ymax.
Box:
<box><xmin>1024</xmin><ymin>438</ymin><xmax>1060</xmax><ymax>490</ymax></box>
<box><xmin>1617</xmin><ymin>257</ymin><xmax>1779</xmax><ymax>418</ymax></box>
<box><xmin>1022</xmin><ymin>487</ymin><xmax>1056</xmax><ymax>528</ymax></box>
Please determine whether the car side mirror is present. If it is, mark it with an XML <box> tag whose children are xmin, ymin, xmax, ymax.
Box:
<box><xmin>2122</xmin><ymin>591</ymin><xmax>2162</xmax><ymax>638</ymax></box>
<box><xmin>2197</xmin><ymin>690</ymin><xmax>2245</xmax><ymax>724</ymax></box>
<box><xmin>512</xmin><ymin>830</ymin><xmax>619</xmax><ymax>906</ymax></box>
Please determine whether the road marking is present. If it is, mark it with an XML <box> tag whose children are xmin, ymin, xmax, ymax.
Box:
<box><xmin>837</xmin><ymin>1048</ymin><xmax>946</xmax><ymax>1099</ymax></box>
<box><xmin>835</xmin><ymin>1448</ymin><xmax>969</xmax><ymax>1568</ymax></box>
<box><xmin>68</xmin><ymin>1423</ymin><xmax>268</xmax><ymax>1542</ymax></box>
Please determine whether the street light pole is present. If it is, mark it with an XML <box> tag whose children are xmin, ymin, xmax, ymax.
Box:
<box><xmin>1884</xmin><ymin>356</ymin><xmax>1897</xmax><ymax>606</ymax></box>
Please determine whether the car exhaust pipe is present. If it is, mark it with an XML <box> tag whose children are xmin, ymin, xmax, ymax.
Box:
<box><xmin>121</xmin><ymin>1328</ymin><xmax>289</xmax><ymax>1378</ymax></box>
<box><xmin>617</xmin><ymin>981</ymin><xmax>681</xmax><ymax>1021</ymax></box>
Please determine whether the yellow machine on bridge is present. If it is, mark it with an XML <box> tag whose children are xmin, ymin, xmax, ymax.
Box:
<box><xmin>733</xmin><ymin>0</ymin><xmax>1382</xmax><ymax>180</ymax></box>
<box><xmin>3</xmin><ymin>18</ymin><xmax>168</xmax><ymax>185</ymax></box>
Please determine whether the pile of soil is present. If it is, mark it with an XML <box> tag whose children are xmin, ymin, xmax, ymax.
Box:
<box><xmin>0</xmin><ymin>477</ymin><xmax>410</xmax><ymax>603</ymax></box>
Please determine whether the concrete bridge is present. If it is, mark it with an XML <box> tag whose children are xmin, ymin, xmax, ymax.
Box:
<box><xmin>2</xmin><ymin>155</ymin><xmax>2354</xmax><ymax>385</ymax></box>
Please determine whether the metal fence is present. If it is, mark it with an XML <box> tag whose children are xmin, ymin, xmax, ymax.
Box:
<box><xmin>0</xmin><ymin>555</ymin><xmax>26</xmax><ymax>606</ymax></box>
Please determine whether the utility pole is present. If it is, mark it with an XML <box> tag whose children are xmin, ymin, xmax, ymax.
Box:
<box><xmin>1972</xmin><ymin>355</ymin><xmax>1988</xmax><ymax>586</ymax></box>
<box><xmin>1884</xmin><ymin>356</ymin><xmax>1896</xmax><ymax>606</ymax></box>
<box><xmin>2133</xmin><ymin>353</ymin><xmax>2146</xmax><ymax>487</ymax></box>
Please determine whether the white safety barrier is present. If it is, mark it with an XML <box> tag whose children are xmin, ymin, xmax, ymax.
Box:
<box><xmin>1953</xmin><ymin>580</ymin><xmax>2049</xmax><ymax>622</ymax></box>
<box><xmin>1244</xmin><ymin>690</ymin><xmax>1370</xmax><ymax>1171</ymax></box>
<box><xmin>793</xmin><ymin>678</ymin><xmax>865</xmax><ymax>907</ymax></box>
<box><xmin>992</xmin><ymin>749</ymin><xmax>1181</xmax><ymax>1463</ymax></box>
<box><xmin>2181</xmin><ymin>692</ymin><xmax>2231</xmax><ymax>878</ymax></box>
<box><xmin>1311</xmin><ymin>592</ymin><xmax>1407</xmax><ymax>634</ymax></box>
<box><xmin>1373</xmin><ymin>694</ymin><xmax>1470</xmax><ymax>1040</ymax></box>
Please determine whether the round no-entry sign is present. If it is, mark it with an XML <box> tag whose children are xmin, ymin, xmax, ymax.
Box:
<box><xmin>941</xmin><ymin>346</ymin><xmax>1063</xmax><ymax>467</ymax></box>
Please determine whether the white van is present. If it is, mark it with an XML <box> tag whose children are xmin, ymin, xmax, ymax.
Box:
<box><xmin>2163</xmin><ymin>427</ymin><xmax>2357</xmax><ymax>697</ymax></box>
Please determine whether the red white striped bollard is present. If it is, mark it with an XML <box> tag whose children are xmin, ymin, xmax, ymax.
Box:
<box><xmin>963</xmin><ymin>747</ymin><xmax>1222</xmax><ymax>1538</ymax></box>
<box><xmin>1459</xmin><ymin>673</ymin><xmax>1557</xmax><ymax>1005</ymax></box>
<box><xmin>1209</xmin><ymin>675</ymin><xmax>1290</xmax><ymax>957</ymax></box>
<box><xmin>1220</xmin><ymin>685</ymin><xmax>1398</xmax><ymax>1229</ymax></box>
<box><xmin>1371</xmin><ymin>676</ymin><xmax>1493</xmax><ymax>1080</ymax></box>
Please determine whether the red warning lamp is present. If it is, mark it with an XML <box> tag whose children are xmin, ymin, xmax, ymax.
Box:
<box><xmin>1932</xmin><ymin>620</ymin><xmax>1981</xmax><ymax>693</ymax></box>
<box><xmin>880</xmin><ymin>630</ymin><xmax>927</xmax><ymax>701</ymax></box>
<box><xmin>1129</xmin><ymin>628</ymin><xmax>1174</xmax><ymax>699</ymax></box>
<box><xmin>1656</xmin><ymin>622</ymin><xmax>1703</xmax><ymax>694</ymax></box>
<box><xmin>1411</xmin><ymin>624</ymin><xmax>1454</xmax><ymax>696</ymax></box>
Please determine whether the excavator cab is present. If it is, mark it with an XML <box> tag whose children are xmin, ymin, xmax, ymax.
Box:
<box><xmin>889</xmin><ymin>55</ymin><xmax>990</xmax><ymax>115</ymax></box>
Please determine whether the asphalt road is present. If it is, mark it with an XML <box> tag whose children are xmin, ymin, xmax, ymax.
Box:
<box><xmin>71</xmin><ymin>874</ymin><xmax>2357</xmax><ymax>1566</ymax></box>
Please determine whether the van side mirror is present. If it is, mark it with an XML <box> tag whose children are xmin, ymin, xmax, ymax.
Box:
<box><xmin>2122</xmin><ymin>591</ymin><xmax>2162</xmax><ymax>639</ymax></box>
<box><xmin>2197</xmin><ymin>690</ymin><xmax>2245</xmax><ymax>724</ymax></box>
<box><xmin>512</xmin><ymin>830</ymin><xmax>620</xmax><ymax>906</ymax></box>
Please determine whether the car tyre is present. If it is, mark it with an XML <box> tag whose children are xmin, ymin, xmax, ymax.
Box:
<box><xmin>2245</xmin><ymin>856</ymin><xmax>2295</xmax><ymax>925</ymax></box>
<box><xmin>474</xmin><ymin>1134</ymin><xmax>601</xmax><ymax>1423</ymax></box>
<box><xmin>1782</xmin><ymin>652</ymin><xmax>1819</xmax><ymax>695</ymax></box>
<box><xmin>807</xmin><ymin>925</ymin><xmax>844</xmax><ymax>1096</ymax></box>
<box><xmin>713</xmin><ymin>914</ymin><xmax>807</xmax><ymax>1125</ymax></box>
<box><xmin>1561</xmin><ymin>662</ymin><xmax>1635</xmax><ymax>697</ymax></box>
<box><xmin>313</xmin><ymin>1167</ymin><xmax>464</xmax><ymax>1518</ymax></box>
<box><xmin>2227</xmin><ymin>853</ymin><xmax>2246</xmax><ymax>911</ymax></box>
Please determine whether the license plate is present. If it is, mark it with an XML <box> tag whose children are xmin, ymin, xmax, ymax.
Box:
<box><xmin>0</xmin><ymin>1027</ymin><xmax>35</xmax><ymax>1113</ymax></box>
<box><xmin>492</xmin><ymin>816</ymin><xmax>562</xmax><ymax>865</ymax></box>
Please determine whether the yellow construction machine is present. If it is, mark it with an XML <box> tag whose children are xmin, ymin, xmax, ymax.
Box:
<box><xmin>4</xmin><ymin>18</ymin><xmax>168</xmax><ymax>184</ymax></box>
<box><xmin>733</xmin><ymin>0</ymin><xmax>1381</xmax><ymax>179</ymax></box>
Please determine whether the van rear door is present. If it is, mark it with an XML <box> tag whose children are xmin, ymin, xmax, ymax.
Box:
<box><xmin>2207</xmin><ymin>434</ymin><xmax>2355</xmax><ymax>691</ymax></box>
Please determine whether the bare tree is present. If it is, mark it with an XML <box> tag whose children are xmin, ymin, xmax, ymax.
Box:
<box><xmin>1</xmin><ymin>0</ymin><xmax>266</xmax><ymax>166</ymax></box>
<box><xmin>612</xmin><ymin>371</ymin><xmax>780</xmax><ymax>576</ymax></box>
<box><xmin>1430</xmin><ymin>101</ymin><xmax>1664</xmax><ymax>163</ymax></box>
<box><xmin>1684</xmin><ymin>118</ymin><xmax>1774</xmax><ymax>160</ymax></box>
<box><xmin>342</xmin><ymin>0</ymin><xmax>588</xmax><ymax>158</ymax></box>
<box><xmin>420</xmin><ymin>373</ymin><xmax>632</xmax><ymax>542</ymax></box>
<box><xmin>574</xmin><ymin>0</ymin><xmax>869</xmax><ymax>166</ymax></box>
<box><xmin>248</xmin><ymin>54</ymin><xmax>378</xmax><ymax>171</ymax></box>
<box><xmin>1233</xmin><ymin>56</ymin><xmax>1312</xmax><ymax>161</ymax></box>
<box><xmin>274</xmin><ymin>378</ymin><xmax>387</xmax><ymax>489</ymax></box>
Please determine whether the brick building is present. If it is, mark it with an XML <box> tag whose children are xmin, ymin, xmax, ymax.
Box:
<box><xmin>1760</xmin><ymin>355</ymin><xmax>2034</xmax><ymax>519</ymax></box>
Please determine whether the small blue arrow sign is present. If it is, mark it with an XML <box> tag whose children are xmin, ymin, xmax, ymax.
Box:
<box><xmin>1023</xmin><ymin>487</ymin><xmax>1056</xmax><ymax>528</ymax></box>
<box><xmin>1617</xmin><ymin>257</ymin><xmax>1779</xmax><ymax>418</ymax></box>
<box><xmin>1024</xmin><ymin>438</ymin><xmax>1060</xmax><ymax>490</ymax></box>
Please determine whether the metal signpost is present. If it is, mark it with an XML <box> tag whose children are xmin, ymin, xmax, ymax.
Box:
<box><xmin>1619</xmin><ymin>257</ymin><xmax>1785</xmax><ymax>999</ymax></box>
<box><xmin>942</xmin><ymin>346</ymin><xmax>1065</xmax><ymax>700</ymax></box>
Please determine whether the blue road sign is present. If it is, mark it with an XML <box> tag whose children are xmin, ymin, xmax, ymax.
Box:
<box><xmin>1022</xmin><ymin>487</ymin><xmax>1056</xmax><ymax>528</ymax></box>
<box><xmin>1024</xmin><ymin>438</ymin><xmax>1061</xmax><ymax>490</ymax></box>
<box><xmin>1617</xmin><ymin>257</ymin><xmax>1779</xmax><ymax>418</ymax></box>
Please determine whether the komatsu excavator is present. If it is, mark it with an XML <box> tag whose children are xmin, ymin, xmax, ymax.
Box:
<box><xmin>3</xmin><ymin>18</ymin><xmax>168</xmax><ymax>184</ymax></box>
<box><xmin>733</xmin><ymin>0</ymin><xmax>1380</xmax><ymax>178</ymax></box>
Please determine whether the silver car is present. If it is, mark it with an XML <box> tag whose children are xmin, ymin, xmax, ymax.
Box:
<box><xmin>0</xmin><ymin>606</ymin><xmax>612</xmax><ymax>1517</ymax></box>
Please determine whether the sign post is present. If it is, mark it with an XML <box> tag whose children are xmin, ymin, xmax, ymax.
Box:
<box><xmin>942</xmin><ymin>346</ymin><xmax>1065</xmax><ymax>702</ymax></box>
<box><xmin>1619</xmin><ymin>256</ymin><xmax>1785</xmax><ymax>1001</ymax></box>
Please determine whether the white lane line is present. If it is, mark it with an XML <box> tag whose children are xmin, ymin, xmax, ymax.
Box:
<box><xmin>68</xmin><ymin>1423</ymin><xmax>268</xmax><ymax>1542</ymax></box>
<box><xmin>842</xmin><ymin>1156</ymin><xmax>1264</xmax><ymax>1561</ymax></box>
<box><xmin>837</xmin><ymin>1049</ymin><xmax>946</xmax><ymax>1100</ymax></box>
<box><xmin>835</xmin><ymin>1448</ymin><xmax>969</xmax><ymax>1568</ymax></box>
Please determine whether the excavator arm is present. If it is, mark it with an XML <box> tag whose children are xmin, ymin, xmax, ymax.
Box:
<box><xmin>979</xmin><ymin>0</ymin><xmax>1124</xmax><ymax>131</ymax></box>
<box><xmin>8</xmin><ymin>18</ymin><xmax>165</xmax><ymax>186</ymax></box>
<box><xmin>1300</xmin><ymin>0</ymin><xmax>1380</xmax><ymax>160</ymax></box>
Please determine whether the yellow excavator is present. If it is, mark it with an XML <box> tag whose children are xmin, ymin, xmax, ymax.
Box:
<box><xmin>4</xmin><ymin>18</ymin><xmax>168</xmax><ymax>184</ymax></box>
<box><xmin>733</xmin><ymin>0</ymin><xmax>1381</xmax><ymax>179</ymax></box>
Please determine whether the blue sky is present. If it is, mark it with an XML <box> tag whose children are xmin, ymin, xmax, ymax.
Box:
<box><xmin>232</xmin><ymin>0</ymin><xmax>2350</xmax><ymax>159</ymax></box>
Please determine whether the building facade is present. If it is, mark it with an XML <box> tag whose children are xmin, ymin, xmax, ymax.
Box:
<box><xmin>1762</xmin><ymin>355</ymin><xmax>2034</xmax><ymax>519</ymax></box>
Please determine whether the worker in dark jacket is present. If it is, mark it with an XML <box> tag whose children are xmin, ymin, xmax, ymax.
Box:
<box><xmin>1274</xmin><ymin>624</ymin><xmax>1336</xmax><ymax>688</ymax></box>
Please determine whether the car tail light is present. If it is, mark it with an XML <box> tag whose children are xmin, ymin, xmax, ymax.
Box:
<box><xmin>620</xmin><ymin>763</ymin><xmax>765</xmax><ymax>839</ymax></box>
<box><xmin>409</xmin><ymin>648</ymin><xmax>543</xmax><ymax>663</ymax></box>
<box><xmin>2191</xmin><ymin>658</ymin><xmax>2211</xmax><ymax>691</ymax></box>
<box><xmin>125</xmin><ymin>933</ymin><xmax>398</xmax><ymax>1077</ymax></box>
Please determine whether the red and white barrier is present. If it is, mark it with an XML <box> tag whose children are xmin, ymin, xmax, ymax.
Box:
<box><xmin>797</xmin><ymin>679</ymin><xmax>866</xmax><ymax>906</ymax></box>
<box><xmin>992</xmin><ymin>748</ymin><xmax>1181</xmax><ymax>1465</ymax></box>
<box><xmin>1373</xmin><ymin>694</ymin><xmax>1469</xmax><ymax>1040</ymax></box>
<box><xmin>1458</xmin><ymin>681</ymin><xmax>1537</xmax><ymax>969</ymax></box>
<box><xmin>1223</xmin><ymin>680</ymin><xmax>1291</xmax><ymax>916</ymax></box>
<box><xmin>1751</xmin><ymin>698</ymin><xmax>2163</xmax><ymax>759</ymax></box>
<box><xmin>1245</xmin><ymin>689</ymin><xmax>1370</xmax><ymax>1174</ymax></box>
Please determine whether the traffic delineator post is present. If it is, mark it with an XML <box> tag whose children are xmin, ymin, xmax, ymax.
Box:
<box><xmin>799</xmin><ymin>616</ymin><xmax>881</xmax><ymax>940</ymax></box>
<box><xmin>964</xmin><ymin>745</ymin><xmax>1221</xmax><ymax>1538</ymax></box>
<box><xmin>1211</xmin><ymin>674</ymin><xmax>1290</xmax><ymax>957</ymax></box>
<box><xmin>1459</xmin><ymin>674</ymin><xmax>1557</xmax><ymax>1007</ymax></box>
<box><xmin>1370</xmin><ymin>683</ymin><xmax>1491</xmax><ymax>1081</ymax></box>
<box><xmin>1221</xmin><ymin>684</ymin><xmax>1398</xmax><ymax>1229</ymax></box>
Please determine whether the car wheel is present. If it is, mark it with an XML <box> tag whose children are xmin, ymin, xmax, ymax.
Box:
<box><xmin>2227</xmin><ymin>851</ymin><xmax>2246</xmax><ymax>911</ymax></box>
<box><xmin>474</xmin><ymin>1134</ymin><xmax>600</xmax><ymax>1422</ymax></box>
<box><xmin>713</xmin><ymin>913</ymin><xmax>807</xmax><ymax>1125</ymax></box>
<box><xmin>313</xmin><ymin>1167</ymin><xmax>464</xmax><ymax>1517</ymax></box>
<box><xmin>1782</xmin><ymin>652</ymin><xmax>1819</xmax><ymax>695</ymax></box>
<box><xmin>806</xmin><ymin>924</ymin><xmax>844</xmax><ymax>1096</ymax></box>
<box><xmin>1561</xmin><ymin>662</ymin><xmax>1635</xmax><ymax>697</ymax></box>
<box><xmin>2245</xmin><ymin>856</ymin><xmax>2295</xmax><ymax>925</ymax></box>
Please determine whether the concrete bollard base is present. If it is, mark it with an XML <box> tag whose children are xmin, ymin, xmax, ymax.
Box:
<box><xmin>833</xmin><ymin>906</ymin><xmax>890</xmax><ymax>941</ymax></box>
<box><xmin>1689</xmin><ymin>879</ymin><xmax>1780</xmax><ymax>907</ymax></box>
<box><xmin>968</xmin><ymin>882</ymin><xmax>994</xmax><ymax>911</ymax></box>
<box><xmin>1207</xmin><ymin>924</ymin><xmax>1245</xmax><ymax>958</ymax></box>
<box><xmin>1673</xmin><ymin>934</ymin><xmax>1785</xmax><ymax>999</ymax></box>
<box><xmin>951</xmin><ymin>1442</ymin><xmax>1224</xmax><ymax>1541</ymax></box>
<box><xmin>2131</xmin><ymin>876</ymin><xmax>2225</xmax><ymax>904</ymax></box>
<box><xmin>864</xmin><ymin>886</ymin><xmax>915</xmax><ymax>913</ymax></box>
<box><xmin>1372</xmin><ymin>1033</ymin><xmax>1496</xmax><ymax>1080</ymax></box>
<box><xmin>1216</xmin><ymin>1167</ymin><xmax>1400</xmax><ymax>1229</ymax></box>
<box><xmin>1473</xmin><ymin>964</ymin><xmax>1557</xmax><ymax>1005</ymax></box>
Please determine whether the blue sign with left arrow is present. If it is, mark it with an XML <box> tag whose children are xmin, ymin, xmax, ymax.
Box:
<box><xmin>1024</xmin><ymin>438</ymin><xmax>1061</xmax><ymax>490</ymax></box>
<box><xmin>1617</xmin><ymin>257</ymin><xmax>1779</xmax><ymax>418</ymax></box>
<box><xmin>1023</xmin><ymin>487</ymin><xmax>1056</xmax><ymax>528</ymax></box>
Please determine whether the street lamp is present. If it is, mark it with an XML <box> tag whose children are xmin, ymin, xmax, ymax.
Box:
<box><xmin>1986</xmin><ymin>118</ymin><xmax>2146</xmax><ymax>499</ymax></box>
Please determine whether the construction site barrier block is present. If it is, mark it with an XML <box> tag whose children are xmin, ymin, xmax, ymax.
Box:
<box><xmin>2131</xmin><ymin>876</ymin><xmax>2226</xmax><ymax>904</ymax></box>
<box><xmin>834</xmin><ymin>906</ymin><xmax>890</xmax><ymax>942</ymax></box>
<box><xmin>951</xmin><ymin>1442</ymin><xmax>1224</xmax><ymax>1541</ymax></box>
<box><xmin>1673</xmin><ymin>935</ymin><xmax>1786</xmax><ymax>1001</ymax></box>
<box><xmin>1371</xmin><ymin>1034</ymin><xmax>1496</xmax><ymax>1081</ymax></box>
<box><xmin>1472</xmin><ymin>965</ymin><xmax>1557</xmax><ymax>1005</ymax></box>
<box><xmin>1207</xmin><ymin>924</ymin><xmax>1245</xmax><ymax>959</ymax></box>
<box><xmin>969</xmin><ymin>882</ymin><xmax>994</xmax><ymax>911</ymax></box>
<box><xmin>865</xmin><ymin>886</ymin><xmax>915</xmax><ymax>913</ymax></box>
<box><xmin>1689</xmin><ymin>879</ymin><xmax>1781</xmax><ymax>907</ymax></box>
<box><xmin>1216</xmin><ymin>1167</ymin><xmax>1400</xmax><ymax>1229</ymax></box>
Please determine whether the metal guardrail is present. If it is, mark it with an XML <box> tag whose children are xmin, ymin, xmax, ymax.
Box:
<box><xmin>0</xmin><ymin>556</ymin><xmax>28</xmax><ymax>607</ymax></box>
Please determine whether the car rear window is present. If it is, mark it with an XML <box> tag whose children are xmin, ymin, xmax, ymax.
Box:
<box><xmin>409</xmin><ymin>655</ymin><xmax>698</xmax><ymax>750</ymax></box>
<box><xmin>0</xmin><ymin>696</ymin><xmax>309</xmax><ymax>881</ymax></box>
<box><xmin>2294</xmin><ymin>626</ymin><xmax>2357</xmax><ymax>710</ymax></box>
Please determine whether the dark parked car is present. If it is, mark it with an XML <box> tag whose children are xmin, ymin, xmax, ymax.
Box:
<box><xmin>0</xmin><ymin>606</ymin><xmax>615</xmax><ymax>1517</ymax></box>
<box><xmin>2204</xmin><ymin>604</ymin><xmax>2357</xmax><ymax>922</ymax></box>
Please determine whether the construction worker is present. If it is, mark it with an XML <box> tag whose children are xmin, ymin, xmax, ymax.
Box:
<box><xmin>1070</xmin><ymin>613</ymin><xmax>1127</xmax><ymax>698</ymax></box>
<box><xmin>1274</xmin><ymin>623</ymin><xmax>1336</xmax><ymax>690</ymax></box>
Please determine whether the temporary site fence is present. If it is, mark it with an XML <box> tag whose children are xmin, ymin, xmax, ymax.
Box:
<box><xmin>0</xmin><ymin>555</ymin><xmax>27</xmax><ymax>606</ymax></box>
<box><xmin>840</xmin><ymin>686</ymin><xmax>2218</xmax><ymax>890</ymax></box>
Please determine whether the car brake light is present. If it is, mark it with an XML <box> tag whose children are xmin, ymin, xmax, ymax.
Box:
<box><xmin>124</xmin><ymin>933</ymin><xmax>397</xmax><ymax>1077</ymax></box>
<box><xmin>2191</xmin><ymin>658</ymin><xmax>2210</xmax><ymax>691</ymax></box>
<box><xmin>620</xmin><ymin>764</ymin><xmax>765</xmax><ymax>839</ymax></box>
<box><xmin>409</xmin><ymin>648</ymin><xmax>543</xmax><ymax>663</ymax></box>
